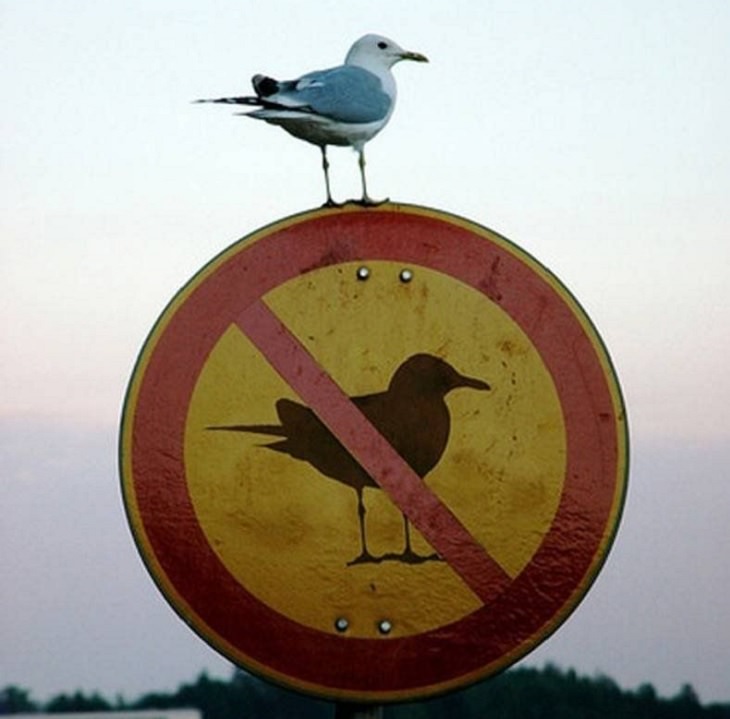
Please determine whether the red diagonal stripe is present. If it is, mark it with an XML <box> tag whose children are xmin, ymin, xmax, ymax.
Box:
<box><xmin>235</xmin><ymin>299</ymin><xmax>511</xmax><ymax>605</ymax></box>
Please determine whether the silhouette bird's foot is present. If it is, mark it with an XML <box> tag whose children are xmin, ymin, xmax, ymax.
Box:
<box><xmin>321</xmin><ymin>198</ymin><xmax>343</xmax><ymax>208</ymax></box>
<box><xmin>346</xmin><ymin>549</ymin><xmax>443</xmax><ymax>566</ymax></box>
<box><xmin>347</xmin><ymin>550</ymin><xmax>381</xmax><ymax>567</ymax></box>
<box><xmin>397</xmin><ymin>548</ymin><xmax>442</xmax><ymax>565</ymax></box>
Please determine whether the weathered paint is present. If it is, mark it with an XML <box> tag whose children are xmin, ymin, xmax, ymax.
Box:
<box><xmin>119</xmin><ymin>203</ymin><xmax>628</xmax><ymax>703</ymax></box>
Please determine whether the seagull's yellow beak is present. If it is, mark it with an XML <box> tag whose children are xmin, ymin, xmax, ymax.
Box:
<box><xmin>400</xmin><ymin>50</ymin><xmax>429</xmax><ymax>63</ymax></box>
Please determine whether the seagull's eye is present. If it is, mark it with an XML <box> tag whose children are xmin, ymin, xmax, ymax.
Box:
<box><xmin>377</xmin><ymin>41</ymin><xmax>388</xmax><ymax>50</ymax></box>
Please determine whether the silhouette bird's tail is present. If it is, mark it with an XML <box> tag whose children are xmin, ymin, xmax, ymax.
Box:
<box><xmin>206</xmin><ymin>424</ymin><xmax>287</xmax><ymax>436</ymax></box>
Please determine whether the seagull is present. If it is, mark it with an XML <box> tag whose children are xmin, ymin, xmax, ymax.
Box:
<box><xmin>195</xmin><ymin>34</ymin><xmax>428</xmax><ymax>206</ymax></box>
<box><xmin>207</xmin><ymin>354</ymin><xmax>490</xmax><ymax>565</ymax></box>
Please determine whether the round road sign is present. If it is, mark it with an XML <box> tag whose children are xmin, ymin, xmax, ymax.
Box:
<box><xmin>120</xmin><ymin>204</ymin><xmax>628</xmax><ymax>703</ymax></box>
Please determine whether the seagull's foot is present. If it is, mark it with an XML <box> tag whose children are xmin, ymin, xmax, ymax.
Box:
<box><xmin>321</xmin><ymin>198</ymin><xmax>344</xmax><ymax>209</ymax></box>
<box><xmin>349</xmin><ymin>195</ymin><xmax>390</xmax><ymax>207</ymax></box>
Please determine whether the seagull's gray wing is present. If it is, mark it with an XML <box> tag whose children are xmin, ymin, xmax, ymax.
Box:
<box><xmin>270</xmin><ymin>65</ymin><xmax>392</xmax><ymax>123</ymax></box>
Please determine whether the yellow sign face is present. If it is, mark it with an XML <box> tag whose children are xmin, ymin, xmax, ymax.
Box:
<box><xmin>121</xmin><ymin>204</ymin><xmax>627</xmax><ymax>702</ymax></box>
<box><xmin>185</xmin><ymin>261</ymin><xmax>566</xmax><ymax>638</ymax></box>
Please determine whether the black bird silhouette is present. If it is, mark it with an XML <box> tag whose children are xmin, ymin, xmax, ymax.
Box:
<box><xmin>207</xmin><ymin>354</ymin><xmax>490</xmax><ymax>565</ymax></box>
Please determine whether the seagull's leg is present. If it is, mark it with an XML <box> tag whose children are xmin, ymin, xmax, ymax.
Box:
<box><xmin>320</xmin><ymin>146</ymin><xmax>338</xmax><ymax>207</ymax></box>
<box><xmin>358</xmin><ymin>148</ymin><xmax>371</xmax><ymax>204</ymax></box>
<box><xmin>356</xmin><ymin>148</ymin><xmax>388</xmax><ymax>206</ymax></box>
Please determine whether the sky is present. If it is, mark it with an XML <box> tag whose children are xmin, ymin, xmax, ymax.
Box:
<box><xmin>2</xmin><ymin>0</ymin><xmax>729</xmax><ymax>707</ymax></box>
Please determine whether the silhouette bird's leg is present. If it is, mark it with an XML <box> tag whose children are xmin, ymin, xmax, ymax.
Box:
<box><xmin>403</xmin><ymin>515</ymin><xmax>413</xmax><ymax>555</ymax></box>
<box><xmin>320</xmin><ymin>145</ymin><xmax>337</xmax><ymax>207</ymax></box>
<box><xmin>357</xmin><ymin>489</ymin><xmax>369</xmax><ymax>555</ymax></box>
<box><xmin>400</xmin><ymin>513</ymin><xmax>441</xmax><ymax>563</ymax></box>
<box><xmin>347</xmin><ymin>487</ymin><xmax>376</xmax><ymax>565</ymax></box>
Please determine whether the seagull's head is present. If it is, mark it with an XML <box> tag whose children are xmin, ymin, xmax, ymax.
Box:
<box><xmin>346</xmin><ymin>34</ymin><xmax>429</xmax><ymax>72</ymax></box>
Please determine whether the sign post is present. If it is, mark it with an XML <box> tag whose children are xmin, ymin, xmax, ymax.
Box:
<box><xmin>335</xmin><ymin>705</ymin><xmax>383</xmax><ymax>719</ymax></box>
<box><xmin>120</xmin><ymin>203</ymin><xmax>628</xmax><ymax>705</ymax></box>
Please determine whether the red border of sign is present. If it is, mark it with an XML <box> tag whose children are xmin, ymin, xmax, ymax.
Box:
<box><xmin>120</xmin><ymin>204</ymin><xmax>628</xmax><ymax>702</ymax></box>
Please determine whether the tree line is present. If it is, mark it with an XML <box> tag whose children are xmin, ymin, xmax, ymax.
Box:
<box><xmin>2</xmin><ymin>664</ymin><xmax>729</xmax><ymax>719</ymax></box>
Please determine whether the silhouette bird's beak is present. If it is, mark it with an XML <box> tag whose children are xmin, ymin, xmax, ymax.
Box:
<box><xmin>455</xmin><ymin>374</ymin><xmax>490</xmax><ymax>391</ymax></box>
